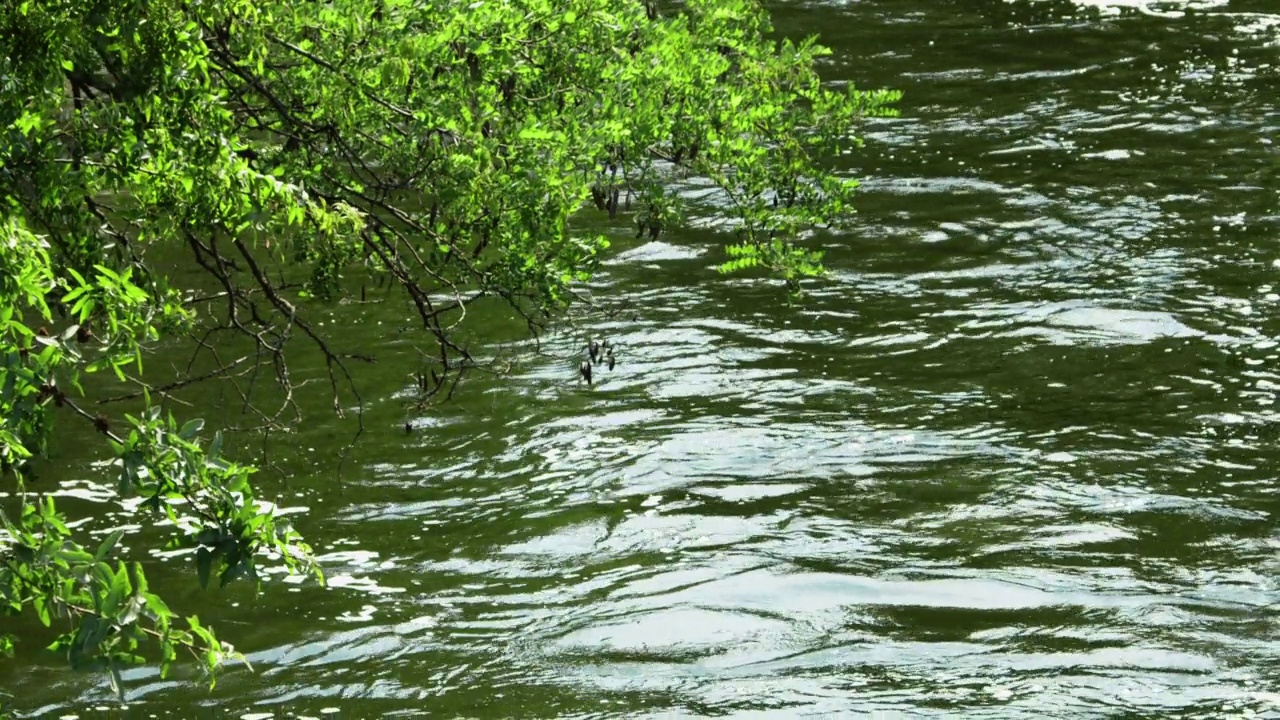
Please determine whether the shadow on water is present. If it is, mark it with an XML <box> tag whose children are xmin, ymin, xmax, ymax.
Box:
<box><xmin>5</xmin><ymin>0</ymin><xmax>1280</xmax><ymax>717</ymax></box>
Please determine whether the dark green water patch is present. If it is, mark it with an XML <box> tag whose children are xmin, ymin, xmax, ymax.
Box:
<box><xmin>4</xmin><ymin>0</ymin><xmax>1280</xmax><ymax>717</ymax></box>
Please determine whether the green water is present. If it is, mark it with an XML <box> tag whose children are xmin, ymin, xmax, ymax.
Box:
<box><xmin>4</xmin><ymin>0</ymin><xmax>1280</xmax><ymax>717</ymax></box>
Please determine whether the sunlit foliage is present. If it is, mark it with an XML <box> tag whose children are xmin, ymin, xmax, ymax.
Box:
<box><xmin>0</xmin><ymin>0</ymin><xmax>896</xmax><ymax>706</ymax></box>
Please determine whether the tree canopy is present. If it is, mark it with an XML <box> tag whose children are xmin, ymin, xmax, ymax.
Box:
<box><xmin>0</xmin><ymin>0</ymin><xmax>898</xmax><ymax>706</ymax></box>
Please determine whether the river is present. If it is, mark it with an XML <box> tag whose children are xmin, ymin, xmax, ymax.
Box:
<box><xmin>4</xmin><ymin>0</ymin><xmax>1280</xmax><ymax>717</ymax></box>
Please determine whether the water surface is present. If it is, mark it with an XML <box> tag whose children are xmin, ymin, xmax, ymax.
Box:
<box><xmin>5</xmin><ymin>0</ymin><xmax>1280</xmax><ymax>717</ymax></box>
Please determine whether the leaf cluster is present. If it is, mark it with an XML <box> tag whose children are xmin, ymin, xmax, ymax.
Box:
<box><xmin>0</xmin><ymin>0</ymin><xmax>896</xmax><ymax>707</ymax></box>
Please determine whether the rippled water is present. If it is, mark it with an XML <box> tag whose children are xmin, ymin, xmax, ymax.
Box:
<box><xmin>6</xmin><ymin>0</ymin><xmax>1280</xmax><ymax>717</ymax></box>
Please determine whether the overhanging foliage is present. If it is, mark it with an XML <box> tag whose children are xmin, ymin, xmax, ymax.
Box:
<box><xmin>0</xmin><ymin>0</ymin><xmax>898</xmax><ymax>707</ymax></box>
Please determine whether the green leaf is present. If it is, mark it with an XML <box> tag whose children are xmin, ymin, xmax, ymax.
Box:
<box><xmin>56</xmin><ymin>547</ymin><xmax>95</xmax><ymax>564</ymax></box>
<box><xmin>144</xmin><ymin>592</ymin><xmax>172</xmax><ymax>620</ymax></box>
<box><xmin>96</xmin><ymin>529</ymin><xmax>125</xmax><ymax>561</ymax></box>
<box><xmin>33</xmin><ymin>596</ymin><xmax>51</xmax><ymax>627</ymax></box>
<box><xmin>178</xmin><ymin>418</ymin><xmax>204</xmax><ymax>440</ymax></box>
<box><xmin>103</xmin><ymin>563</ymin><xmax>131</xmax><ymax>616</ymax></box>
<box><xmin>519</xmin><ymin>127</ymin><xmax>554</xmax><ymax>140</ymax></box>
